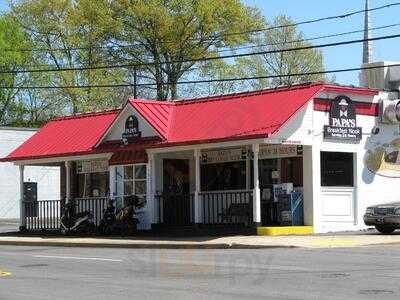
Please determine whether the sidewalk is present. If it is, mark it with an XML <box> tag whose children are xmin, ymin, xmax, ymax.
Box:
<box><xmin>0</xmin><ymin>219</ymin><xmax>19</xmax><ymax>233</ymax></box>
<box><xmin>1</xmin><ymin>231</ymin><xmax>400</xmax><ymax>249</ymax></box>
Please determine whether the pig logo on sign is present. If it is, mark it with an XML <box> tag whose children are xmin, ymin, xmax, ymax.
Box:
<box><xmin>329</xmin><ymin>96</ymin><xmax>357</xmax><ymax>128</ymax></box>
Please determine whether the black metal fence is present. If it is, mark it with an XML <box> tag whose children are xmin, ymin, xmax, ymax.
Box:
<box><xmin>155</xmin><ymin>194</ymin><xmax>195</xmax><ymax>226</ymax></box>
<box><xmin>200</xmin><ymin>190</ymin><xmax>253</xmax><ymax>226</ymax></box>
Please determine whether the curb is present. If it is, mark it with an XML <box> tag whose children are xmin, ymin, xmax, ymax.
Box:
<box><xmin>2</xmin><ymin>239</ymin><xmax>400</xmax><ymax>249</ymax></box>
<box><xmin>0</xmin><ymin>240</ymin><xmax>298</xmax><ymax>250</ymax></box>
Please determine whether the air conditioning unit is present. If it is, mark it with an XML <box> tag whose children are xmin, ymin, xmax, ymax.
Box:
<box><xmin>380</xmin><ymin>99</ymin><xmax>400</xmax><ymax>124</ymax></box>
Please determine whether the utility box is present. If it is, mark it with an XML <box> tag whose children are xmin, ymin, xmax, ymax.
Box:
<box><xmin>276</xmin><ymin>192</ymin><xmax>304</xmax><ymax>226</ymax></box>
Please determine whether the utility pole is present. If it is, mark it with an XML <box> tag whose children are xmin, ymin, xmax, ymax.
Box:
<box><xmin>360</xmin><ymin>0</ymin><xmax>373</xmax><ymax>87</ymax></box>
<box><xmin>363</xmin><ymin>0</ymin><xmax>373</xmax><ymax>64</ymax></box>
<box><xmin>133</xmin><ymin>66</ymin><xmax>138</xmax><ymax>99</ymax></box>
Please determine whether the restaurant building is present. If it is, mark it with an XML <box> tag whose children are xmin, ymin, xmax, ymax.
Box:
<box><xmin>2</xmin><ymin>81</ymin><xmax>400</xmax><ymax>234</ymax></box>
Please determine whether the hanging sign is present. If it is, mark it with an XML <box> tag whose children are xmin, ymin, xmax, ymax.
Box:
<box><xmin>122</xmin><ymin>115</ymin><xmax>142</xmax><ymax>143</ymax></box>
<box><xmin>323</xmin><ymin>95</ymin><xmax>362</xmax><ymax>141</ymax></box>
<box><xmin>76</xmin><ymin>160</ymin><xmax>109</xmax><ymax>174</ymax></box>
<box><xmin>259</xmin><ymin>145</ymin><xmax>303</xmax><ymax>159</ymax></box>
<box><xmin>201</xmin><ymin>148</ymin><xmax>247</xmax><ymax>164</ymax></box>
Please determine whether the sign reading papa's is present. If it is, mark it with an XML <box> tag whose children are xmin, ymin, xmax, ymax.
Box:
<box><xmin>323</xmin><ymin>95</ymin><xmax>362</xmax><ymax>141</ymax></box>
<box><xmin>122</xmin><ymin>115</ymin><xmax>142</xmax><ymax>143</ymax></box>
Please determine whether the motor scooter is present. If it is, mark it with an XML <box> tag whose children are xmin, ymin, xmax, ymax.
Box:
<box><xmin>98</xmin><ymin>199</ymin><xmax>116</xmax><ymax>235</ymax></box>
<box><xmin>60</xmin><ymin>200</ymin><xmax>96</xmax><ymax>235</ymax></box>
<box><xmin>114</xmin><ymin>195</ymin><xmax>144</xmax><ymax>235</ymax></box>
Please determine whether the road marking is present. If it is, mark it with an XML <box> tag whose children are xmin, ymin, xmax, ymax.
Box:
<box><xmin>0</xmin><ymin>270</ymin><xmax>11</xmax><ymax>277</ymax></box>
<box><xmin>33</xmin><ymin>255</ymin><xmax>123</xmax><ymax>262</ymax></box>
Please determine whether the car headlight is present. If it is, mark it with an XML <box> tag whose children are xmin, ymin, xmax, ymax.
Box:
<box><xmin>395</xmin><ymin>208</ymin><xmax>400</xmax><ymax>215</ymax></box>
<box><xmin>366</xmin><ymin>207</ymin><xmax>375</xmax><ymax>215</ymax></box>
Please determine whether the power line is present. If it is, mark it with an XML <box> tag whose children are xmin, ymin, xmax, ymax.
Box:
<box><xmin>217</xmin><ymin>22</ymin><xmax>400</xmax><ymax>53</ymax></box>
<box><xmin>1</xmin><ymin>63</ymin><xmax>400</xmax><ymax>89</ymax></box>
<box><xmin>5</xmin><ymin>21</ymin><xmax>400</xmax><ymax>67</ymax></box>
<box><xmin>4</xmin><ymin>1</ymin><xmax>400</xmax><ymax>53</ymax></box>
<box><xmin>217</xmin><ymin>1</ymin><xmax>400</xmax><ymax>37</ymax></box>
<box><xmin>1</xmin><ymin>33</ymin><xmax>400</xmax><ymax>75</ymax></box>
<box><xmin>6</xmin><ymin>22</ymin><xmax>400</xmax><ymax>70</ymax></box>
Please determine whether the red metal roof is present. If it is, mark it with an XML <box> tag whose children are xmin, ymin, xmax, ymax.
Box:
<box><xmin>1</xmin><ymin>110</ymin><xmax>119</xmax><ymax>162</ymax></box>
<box><xmin>131</xmin><ymin>100</ymin><xmax>172</xmax><ymax>138</ymax></box>
<box><xmin>130</xmin><ymin>83</ymin><xmax>327</xmax><ymax>144</ymax></box>
<box><xmin>1</xmin><ymin>83</ymin><xmax>379</xmax><ymax>162</ymax></box>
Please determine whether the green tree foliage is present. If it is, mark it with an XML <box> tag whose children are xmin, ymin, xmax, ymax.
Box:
<box><xmin>10</xmin><ymin>0</ymin><xmax>129</xmax><ymax>114</ymax></box>
<box><xmin>0</xmin><ymin>14</ymin><xmax>32</xmax><ymax>125</ymax></box>
<box><xmin>251</xmin><ymin>15</ymin><xmax>325</xmax><ymax>86</ymax></box>
<box><xmin>201</xmin><ymin>15</ymin><xmax>325</xmax><ymax>93</ymax></box>
<box><xmin>110</xmin><ymin>0</ymin><xmax>264</xmax><ymax>100</ymax></box>
<box><xmin>7</xmin><ymin>0</ymin><xmax>265</xmax><ymax>118</ymax></box>
<box><xmin>3</xmin><ymin>2</ymin><xmax>328</xmax><ymax>127</ymax></box>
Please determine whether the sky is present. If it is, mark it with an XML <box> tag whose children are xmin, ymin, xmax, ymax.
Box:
<box><xmin>243</xmin><ymin>0</ymin><xmax>400</xmax><ymax>85</ymax></box>
<box><xmin>0</xmin><ymin>0</ymin><xmax>399</xmax><ymax>86</ymax></box>
<box><xmin>0</xmin><ymin>1</ymin><xmax>6</xmax><ymax>13</ymax></box>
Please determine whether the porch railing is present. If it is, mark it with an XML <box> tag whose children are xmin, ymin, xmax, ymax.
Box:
<box><xmin>23</xmin><ymin>197</ymin><xmax>109</xmax><ymax>231</ymax></box>
<box><xmin>75</xmin><ymin>197</ymin><xmax>109</xmax><ymax>227</ymax></box>
<box><xmin>200</xmin><ymin>190</ymin><xmax>253</xmax><ymax>226</ymax></box>
<box><xmin>24</xmin><ymin>199</ymin><xmax>62</xmax><ymax>231</ymax></box>
<box><xmin>155</xmin><ymin>193</ymin><xmax>195</xmax><ymax>226</ymax></box>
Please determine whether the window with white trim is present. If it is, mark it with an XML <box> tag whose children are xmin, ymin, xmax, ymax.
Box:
<box><xmin>114</xmin><ymin>164</ymin><xmax>147</xmax><ymax>197</ymax></box>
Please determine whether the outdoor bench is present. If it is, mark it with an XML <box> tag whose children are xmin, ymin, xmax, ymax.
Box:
<box><xmin>218</xmin><ymin>203</ymin><xmax>251</xmax><ymax>224</ymax></box>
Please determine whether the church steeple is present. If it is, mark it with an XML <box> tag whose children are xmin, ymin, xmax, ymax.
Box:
<box><xmin>363</xmin><ymin>0</ymin><xmax>373</xmax><ymax>64</ymax></box>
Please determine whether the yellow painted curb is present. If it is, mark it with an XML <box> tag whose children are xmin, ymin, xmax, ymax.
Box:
<box><xmin>257</xmin><ymin>226</ymin><xmax>314</xmax><ymax>236</ymax></box>
<box><xmin>0</xmin><ymin>270</ymin><xmax>11</xmax><ymax>277</ymax></box>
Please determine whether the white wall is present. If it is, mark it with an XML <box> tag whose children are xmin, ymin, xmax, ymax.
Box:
<box><xmin>310</xmin><ymin>92</ymin><xmax>400</xmax><ymax>233</ymax></box>
<box><xmin>266</xmin><ymin>101</ymin><xmax>314</xmax><ymax>145</ymax></box>
<box><xmin>0</xmin><ymin>128</ymin><xmax>60</xmax><ymax>219</ymax></box>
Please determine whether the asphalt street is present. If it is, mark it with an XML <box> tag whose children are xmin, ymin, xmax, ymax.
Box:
<box><xmin>1</xmin><ymin>245</ymin><xmax>400</xmax><ymax>299</ymax></box>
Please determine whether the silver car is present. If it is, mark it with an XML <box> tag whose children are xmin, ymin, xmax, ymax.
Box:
<box><xmin>364</xmin><ymin>203</ymin><xmax>400</xmax><ymax>234</ymax></box>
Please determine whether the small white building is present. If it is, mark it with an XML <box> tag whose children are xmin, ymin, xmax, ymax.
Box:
<box><xmin>0</xmin><ymin>127</ymin><xmax>60</xmax><ymax>220</ymax></box>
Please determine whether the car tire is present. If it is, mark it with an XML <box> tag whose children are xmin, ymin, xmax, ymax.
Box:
<box><xmin>375</xmin><ymin>226</ymin><xmax>396</xmax><ymax>234</ymax></box>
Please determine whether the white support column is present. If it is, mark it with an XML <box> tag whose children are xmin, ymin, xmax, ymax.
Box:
<box><xmin>246</xmin><ymin>146</ymin><xmax>251</xmax><ymax>190</ymax></box>
<box><xmin>151</xmin><ymin>155</ymin><xmax>157</xmax><ymax>223</ymax></box>
<box><xmin>109</xmin><ymin>165</ymin><xmax>116</xmax><ymax>198</ymax></box>
<box><xmin>194</xmin><ymin>149</ymin><xmax>201</xmax><ymax>224</ymax></box>
<box><xmin>65</xmin><ymin>161</ymin><xmax>71</xmax><ymax>202</ymax></box>
<box><xmin>311</xmin><ymin>145</ymin><xmax>321</xmax><ymax>232</ymax></box>
<box><xmin>19</xmin><ymin>165</ymin><xmax>26</xmax><ymax>230</ymax></box>
<box><xmin>252</xmin><ymin>144</ymin><xmax>261</xmax><ymax>226</ymax></box>
<box><xmin>147</xmin><ymin>153</ymin><xmax>156</xmax><ymax>224</ymax></box>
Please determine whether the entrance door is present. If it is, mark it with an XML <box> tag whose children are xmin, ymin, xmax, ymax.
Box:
<box><xmin>162</xmin><ymin>159</ymin><xmax>191</xmax><ymax>225</ymax></box>
<box><xmin>24</xmin><ymin>182</ymin><xmax>38</xmax><ymax>217</ymax></box>
<box><xmin>281</xmin><ymin>157</ymin><xmax>303</xmax><ymax>186</ymax></box>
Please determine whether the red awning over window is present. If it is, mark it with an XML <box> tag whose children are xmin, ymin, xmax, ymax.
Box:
<box><xmin>109</xmin><ymin>150</ymin><xmax>148</xmax><ymax>165</ymax></box>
